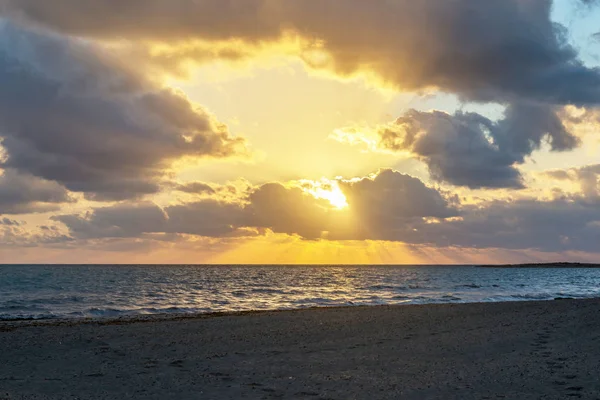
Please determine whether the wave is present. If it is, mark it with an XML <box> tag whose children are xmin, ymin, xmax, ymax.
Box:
<box><xmin>363</xmin><ymin>284</ymin><xmax>437</xmax><ymax>291</ymax></box>
<box><xmin>392</xmin><ymin>295</ymin><xmax>429</xmax><ymax>301</ymax></box>
<box><xmin>440</xmin><ymin>295</ymin><xmax>462</xmax><ymax>301</ymax></box>
<box><xmin>86</xmin><ymin>308</ymin><xmax>126</xmax><ymax>317</ymax></box>
<box><xmin>2</xmin><ymin>265</ymin><xmax>600</xmax><ymax>320</ymax></box>
<box><xmin>0</xmin><ymin>312</ymin><xmax>56</xmax><ymax>321</ymax></box>
<box><xmin>365</xmin><ymin>285</ymin><xmax>401</xmax><ymax>290</ymax></box>
<box><xmin>454</xmin><ymin>284</ymin><xmax>482</xmax><ymax>289</ymax></box>
<box><xmin>250</xmin><ymin>288</ymin><xmax>292</xmax><ymax>295</ymax></box>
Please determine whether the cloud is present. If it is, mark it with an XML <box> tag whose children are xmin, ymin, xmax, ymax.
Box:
<box><xmin>50</xmin><ymin>167</ymin><xmax>600</xmax><ymax>253</ymax></box>
<box><xmin>0</xmin><ymin>169</ymin><xmax>72</xmax><ymax>214</ymax></box>
<box><xmin>56</xmin><ymin>169</ymin><xmax>458</xmax><ymax>240</ymax></box>
<box><xmin>0</xmin><ymin>215</ymin><xmax>71</xmax><ymax>247</ymax></box>
<box><xmin>165</xmin><ymin>200</ymin><xmax>249</xmax><ymax>237</ymax></box>
<box><xmin>335</xmin><ymin>169</ymin><xmax>459</xmax><ymax>239</ymax></box>
<box><xmin>542</xmin><ymin>164</ymin><xmax>600</xmax><ymax>199</ymax></box>
<box><xmin>173</xmin><ymin>182</ymin><xmax>216</xmax><ymax>195</ymax></box>
<box><xmin>334</xmin><ymin>103</ymin><xmax>578</xmax><ymax>189</ymax></box>
<box><xmin>53</xmin><ymin>203</ymin><xmax>169</xmax><ymax>239</ymax></box>
<box><xmin>0</xmin><ymin>20</ymin><xmax>249</xmax><ymax>201</ymax></box>
<box><xmin>323</xmin><ymin>197</ymin><xmax>600</xmax><ymax>253</ymax></box>
<box><xmin>3</xmin><ymin>0</ymin><xmax>600</xmax><ymax>105</ymax></box>
<box><xmin>245</xmin><ymin>183</ymin><xmax>338</xmax><ymax>239</ymax></box>
<box><xmin>53</xmin><ymin>199</ymin><xmax>251</xmax><ymax>239</ymax></box>
<box><xmin>408</xmin><ymin>199</ymin><xmax>600</xmax><ymax>253</ymax></box>
<box><xmin>0</xmin><ymin>217</ymin><xmax>21</xmax><ymax>226</ymax></box>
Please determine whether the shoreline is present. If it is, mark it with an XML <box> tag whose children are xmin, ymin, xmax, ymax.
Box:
<box><xmin>1</xmin><ymin>296</ymin><xmax>596</xmax><ymax>328</ymax></box>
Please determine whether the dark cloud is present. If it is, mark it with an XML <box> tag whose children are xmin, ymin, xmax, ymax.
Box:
<box><xmin>376</xmin><ymin>110</ymin><xmax>523</xmax><ymax>189</ymax></box>
<box><xmin>245</xmin><ymin>184</ymin><xmax>328</xmax><ymax>239</ymax></box>
<box><xmin>56</xmin><ymin>170</ymin><xmax>458</xmax><ymax>240</ymax></box>
<box><xmin>405</xmin><ymin>200</ymin><xmax>600</xmax><ymax>253</ymax></box>
<box><xmin>335</xmin><ymin>170</ymin><xmax>458</xmax><ymax>239</ymax></box>
<box><xmin>53</xmin><ymin>203</ymin><xmax>169</xmax><ymax>239</ymax></box>
<box><xmin>0</xmin><ymin>169</ymin><xmax>72</xmax><ymax>214</ymax></box>
<box><xmin>318</xmin><ymin>198</ymin><xmax>600</xmax><ymax>252</ymax></box>
<box><xmin>53</xmin><ymin>200</ymin><xmax>248</xmax><ymax>239</ymax></box>
<box><xmin>54</xmin><ymin>168</ymin><xmax>600</xmax><ymax>252</ymax></box>
<box><xmin>0</xmin><ymin>20</ymin><xmax>248</xmax><ymax>201</ymax></box>
<box><xmin>165</xmin><ymin>200</ymin><xmax>248</xmax><ymax>237</ymax></box>
<box><xmin>339</xmin><ymin>103</ymin><xmax>578</xmax><ymax>189</ymax></box>
<box><xmin>3</xmin><ymin>0</ymin><xmax>600</xmax><ymax>105</ymax></box>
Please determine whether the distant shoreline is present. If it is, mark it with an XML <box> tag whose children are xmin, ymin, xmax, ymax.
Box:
<box><xmin>478</xmin><ymin>262</ymin><xmax>600</xmax><ymax>268</ymax></box>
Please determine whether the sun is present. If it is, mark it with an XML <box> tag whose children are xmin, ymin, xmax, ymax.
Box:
<box><xmin>319</xmin><ymin>185</ymin><xmax>349</xmax><ymax>209</ymax></box>
<box><xmin>303</xmin><ymin>179</ymin><xmax>349</xmax><ymax>209</ymax></box>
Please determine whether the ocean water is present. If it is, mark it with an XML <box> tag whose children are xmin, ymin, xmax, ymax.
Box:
<box><xmin>1</xmin><ymin>265</ymin><xmax>600</xmax><ymax>320</ymax></box>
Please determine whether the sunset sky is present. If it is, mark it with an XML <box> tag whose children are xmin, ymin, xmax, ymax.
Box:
<box><xmin>1</xmin><ymin>0</ymin><xmax>600</xmax><ymax>264</ymax></box>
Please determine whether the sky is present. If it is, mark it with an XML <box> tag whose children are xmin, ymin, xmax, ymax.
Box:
<box><xmin>1</xmin><ymin>0</ymin><xmax>600</xmax><ymax>264</ymax></box>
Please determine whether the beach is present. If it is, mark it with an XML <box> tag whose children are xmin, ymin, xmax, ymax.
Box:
<box><xmin>1</xmin><ymin>299</ymin><xmax>599</xmax><ymax>400</ymax></box>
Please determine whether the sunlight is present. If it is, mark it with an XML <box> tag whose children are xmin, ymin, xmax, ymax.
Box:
<box><xmin>301</xmin><ymin>179</ymin><xmax>349</xmax><ymax>209</ymax></box>
<box><xmin>205</xmin><ymin>234</ymin><xmax>426</xmax><ymax>265</ymax></box>
<box><xmin>317</xmin><ymin>185</ymin><xmax>349</xmax><ymax>209</ymax></box>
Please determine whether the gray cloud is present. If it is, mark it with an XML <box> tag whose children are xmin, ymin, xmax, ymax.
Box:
<box><xmin>56</xmin><ymin>170</ymin><xmax>458</xmax><ymax>241</ymax></box>
<box><xmin>245</xmin><ymin>183</ymin><xmax>333</xmax><ymax>239</ymax></box>
<box><xmin>0</xmin><ymin>169</ymin><xmax>72</xmax><ymax>214</ymax></box>
<box><xmin>319</xmin><ymin>198</ymin><xmax>600</xmax><ymax>253</ymax></box>
<box><xmin>54</xmin><ymin>203</ymin><xmax>169</xmax><ymax>239</ymax></box>
<box><xmin>0</xmin><ymin>20</ymin><xmax>248</xmax><ymax>201</ymax></box>
<box><xmin>53</xmin><ymin>200</ymin><xmax>248</xmax><ymax>239</ymax></box>
<box><xmin>165</xmin><ymin>200</ymin><xmax>248</xmax><ymax>237</ymax></box>
<box><xmin>54</xmin><ymin>168</ymin><xmax>600</xmax><ymax>252</ymax></box>
<box><xmin>336</xmin><ymin>169</ymin><xmax>458</xmax><ymax>239</ymax></box>
<box><xmin>3</xmin><ymin>0</ymin><xmax>600</xmax><ymax>106</ymax></box>
<box><xmin>406</xmin><ymin>200</ymin><xmax>600</xmax><ymax>253</ymax></box>
<box><xmin>339</xmin><ymin>102</ymin><xmax>578</xmax><ymax>189</ymax></box>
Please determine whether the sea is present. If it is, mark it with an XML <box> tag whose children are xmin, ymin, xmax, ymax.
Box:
<box><xmin>1</xmin><ymin>264</ymin><xmax>600</xmax><ymax>321</ymax></box>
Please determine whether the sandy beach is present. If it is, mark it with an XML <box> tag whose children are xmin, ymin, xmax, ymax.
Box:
<box><xmin>1</xmin><ymin>299</ymin><xmax>600</xmax><ymax>399</ymax></box>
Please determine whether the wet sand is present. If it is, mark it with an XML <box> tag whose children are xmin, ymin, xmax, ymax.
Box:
<box><xmin>1</xmin><ymin>299</ymin><xmax>600</xmax><ymax>399</ymax></box>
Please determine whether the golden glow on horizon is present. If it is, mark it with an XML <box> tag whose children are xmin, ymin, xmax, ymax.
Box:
<box><xmin>205</xmin><ymin>235</ymin><xmax>423</xmax><ymax>265</ymax></box>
